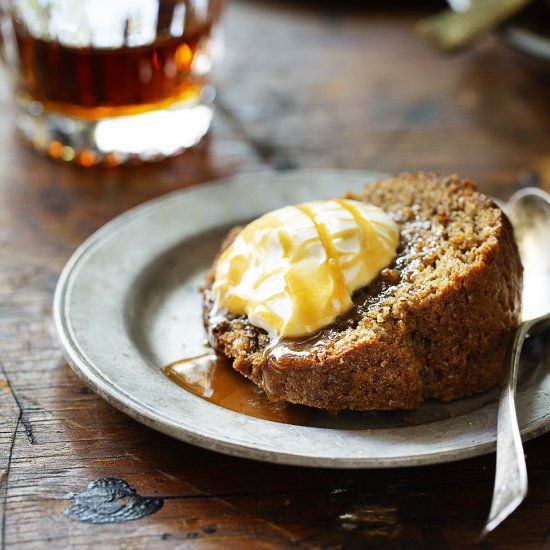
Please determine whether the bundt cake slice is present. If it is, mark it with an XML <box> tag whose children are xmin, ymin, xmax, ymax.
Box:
<box><xmin>202</xmin><ymin>172</ymin><xmax>522</xmax><ymax>410</ymax></box>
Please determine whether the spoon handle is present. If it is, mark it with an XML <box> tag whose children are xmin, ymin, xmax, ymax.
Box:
<box><xmin>480</xmin><ymin>321</ymin><xmax>532</xmax><ymax>539</ymax></box>
<box><xmin>416</xmin><ymin>0</ymin><xmax>532</xmax><ymax>54</ymax></box>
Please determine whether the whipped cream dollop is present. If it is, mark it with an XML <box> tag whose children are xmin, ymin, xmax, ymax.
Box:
<box><xmin>212</xmin><ymin>199</ymin><xmax>400</xmax><ymax>338</ymax></box>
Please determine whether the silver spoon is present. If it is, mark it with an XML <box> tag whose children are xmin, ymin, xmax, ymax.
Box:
<box><xmin>481</xmin><ymin>187</ymin><xmax>550</xmax><ymax>538</ymax></box>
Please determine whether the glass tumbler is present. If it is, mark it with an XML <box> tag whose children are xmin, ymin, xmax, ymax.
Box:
<box><xmin>0</xmin><ymin>0</ymin><xmax>225</xmax><ymax>166</ymax></box>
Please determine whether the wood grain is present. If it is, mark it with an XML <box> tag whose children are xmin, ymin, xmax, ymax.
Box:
<box><xmin>1</xmin><ymin>0</ymin><xmax>550</xmax><ymax>547</ymax></box>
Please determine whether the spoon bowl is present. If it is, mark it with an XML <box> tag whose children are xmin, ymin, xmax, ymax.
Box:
<box><xmin>508</xmin><ymin>188</ymin><xmax>550</xmax><ymax>322</ymax></box>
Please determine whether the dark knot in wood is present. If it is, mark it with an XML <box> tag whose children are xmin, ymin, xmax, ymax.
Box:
<box><xmin>63</xmin><ymin>478</ymin><xmax>163</xmax><ymax>524</ymax></box>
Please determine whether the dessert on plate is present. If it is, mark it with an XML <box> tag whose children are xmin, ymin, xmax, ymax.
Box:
<box><xmin>202</xmin><ymin>172</ymin><xmax>523</xmax><ymax>411</ymax></box>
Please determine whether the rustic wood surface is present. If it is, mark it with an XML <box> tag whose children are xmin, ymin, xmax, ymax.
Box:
<box><xmin>1</xmin><ymin>0</ymin><xmax>550</xmax><ymax>547</ymax></box>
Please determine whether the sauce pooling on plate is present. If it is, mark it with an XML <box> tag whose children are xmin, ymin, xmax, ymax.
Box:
<box><xmin>162</xmin><ymin>354</ymin><xmax>313</xmax><ymax>425</ymax></box>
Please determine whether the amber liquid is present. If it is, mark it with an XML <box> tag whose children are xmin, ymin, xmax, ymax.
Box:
<box><xmin>14</xmin><ymin>23</ymin><xmax>213</xmax><ymax>120</ymax></box>
<box><xmin>163</xmin><ymin>354</ymin><xmax>314</xmax><ymax>425</ymax></box>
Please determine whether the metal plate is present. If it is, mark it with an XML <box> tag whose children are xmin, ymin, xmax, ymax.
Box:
<box><xmin>53</xmin><ymin>170</ymin><xmax>550</xmax><ymax>468</ymax></box>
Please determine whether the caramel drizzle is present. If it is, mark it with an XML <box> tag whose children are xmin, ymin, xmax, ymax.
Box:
<box><xmin>295</xmin><ymin>203</ymin><xmax>350</xmax><ymax>309</ymax></box>
<box><xmin>336</xmin><ymin>199</ymin><xmax>397</xmax><ymax>261</ymax></box>
<box><xmin>335</xmin><ymin>199</ymin><xmax>370</xmax><ymax>254</ymax></box>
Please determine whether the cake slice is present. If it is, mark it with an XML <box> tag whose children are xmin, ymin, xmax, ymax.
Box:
<box><xmin>202</xmin><ymin>173</ymin><xmax>522</xmax><ymax>411</ymax></box>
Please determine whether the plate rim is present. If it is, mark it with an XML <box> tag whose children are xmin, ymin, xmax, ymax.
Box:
<box><xmin>53</xmin><ymin>169</ymin><xmax>550</xmax><ymax>468</ymax></box>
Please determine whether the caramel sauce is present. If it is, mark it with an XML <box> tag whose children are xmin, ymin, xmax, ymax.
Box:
<box><xmin>295</xmin><ymin>203</ymin><xmax>350</xmax><ymax>311</ymax></box>
<box><xmin>163</xmin><ymin>354</ymin><xmax>313</xmax><ymax>425</ymax></box>
<box><xmin>264</xmin><ymin>332</ymin><xmax>333</xmax><ymax>371</ymax></box>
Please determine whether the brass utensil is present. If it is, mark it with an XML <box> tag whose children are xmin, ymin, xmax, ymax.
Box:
<box><xmin>417</xmin><ymin>0</ymin><xmax>533</xmax><ymax>53</ymax></box>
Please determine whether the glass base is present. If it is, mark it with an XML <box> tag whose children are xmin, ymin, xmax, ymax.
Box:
<box><xmin>15</xmin><ymin>95</ymin><xmax>213</xmax><ymax>166</ymax></box>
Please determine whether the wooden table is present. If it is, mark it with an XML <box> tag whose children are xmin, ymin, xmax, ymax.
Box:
<box><xmin>1</xmin><ymin>1</ymin><xmax>550</xmax><ymax>547</ymax></box>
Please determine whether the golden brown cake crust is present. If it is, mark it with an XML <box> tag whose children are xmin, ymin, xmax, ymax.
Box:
<box><xmin>202</xmin><ymin>172</ymin><xmax>523</xmax><ymax>410</ymax></box>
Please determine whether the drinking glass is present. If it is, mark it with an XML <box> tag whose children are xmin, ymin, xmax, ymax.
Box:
<box><xmin>0</xmin><ymin>0</ymin><xmax>225</xmax><ymax>166</ymax></box>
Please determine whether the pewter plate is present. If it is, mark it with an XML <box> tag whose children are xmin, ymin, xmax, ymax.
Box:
<box><xmin>53</xmin><ymin>170</ymin><xmax>550</xmax><ymax>468</ymax></box>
